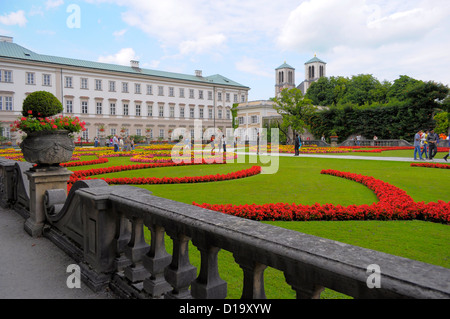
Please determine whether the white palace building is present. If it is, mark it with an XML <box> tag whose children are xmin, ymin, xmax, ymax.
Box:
<box><xmin>0</xmin><ymin>36</ymin><xmax>250</xmax><ymax>142</ymax></box>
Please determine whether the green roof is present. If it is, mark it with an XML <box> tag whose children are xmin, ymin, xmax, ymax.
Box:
<box><xmin>305</xmin><ymin>56</ymin><xmax>326</xmax><ymax>64</ymax></box>
<box><xmin>0</xmin><ymin>41</ymin><xmax>249</xmax><ymax>89</ymax></box>
<box><xmin>276</xmin><ymin>62</ymin><xmax>295</xmax><ymax>70</ymax></box>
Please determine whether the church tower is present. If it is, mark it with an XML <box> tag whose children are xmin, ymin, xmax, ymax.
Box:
<box><xmin>275</xmin><ymin>62</ymin><xmax>295</xmax><ymax>97</ymax></box>
<box><xmin>298</xmin><ymin>54</ymin><xmax>326</xmax><ymax>95</ymax></box>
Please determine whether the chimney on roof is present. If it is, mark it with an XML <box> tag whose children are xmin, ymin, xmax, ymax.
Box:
<box><xmin>130</xmin><ymin>60</ymin><xmax>140</xmax><ymax>68</ymax></box>
<box><xmin>195</xmin><ymin>70</ymin><xmax>203</xmax><ymax>77</ymax></box>
<box><xmin>0</xmin><ymin>36</ymin><xmax>13</xmax><ymax>43</ymax></box>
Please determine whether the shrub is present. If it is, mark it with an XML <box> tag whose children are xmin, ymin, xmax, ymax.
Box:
<box><xmin>22</xmin><ymin>91</ymin><xmax>63</xmax><ymax>118</ymax></box>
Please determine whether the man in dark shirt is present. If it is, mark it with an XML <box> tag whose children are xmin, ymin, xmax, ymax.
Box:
<box><xmin>427</xmin><ymin>129</ymin><xmax>438</xmax><ymax>160</ymax></box>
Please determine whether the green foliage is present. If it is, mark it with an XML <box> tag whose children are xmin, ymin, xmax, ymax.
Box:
<box><xmin>22</xmin><ymin>91</ymin><xmax>63</xmax><ymax>118</ymax></box>
<box><xmin>434</xmin><ymin>112</ymin><xmax>449</xmax><ymax>134</ymax></box>
<box><xmin>271</xmin><ymin>88</ymin><xmax>316</xmax><ymax>143</ymax></box>
<box><xmin>231</xmin><ymin>103</ymin><xmax>239</xmax><ymax>129</ymax></box>
<box><xmin>305</xmin><ymin>75</ymin><xmax>449</xmax><ymax>141</ymax></box>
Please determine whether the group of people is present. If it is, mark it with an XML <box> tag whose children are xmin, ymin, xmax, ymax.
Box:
<box><xmin>210</xmin><ymin>135</ymin><xmax>227</xmax><ymax>153</ymax></box>
<box><xmin>109</xmin><ymin>135</ymin><xmax>135</xmax><ymax>152</ymax></box>
<box><xmin>414</xmin><ymin>129</ymin><xmax>449</xmax><ymax>161</ymax></box>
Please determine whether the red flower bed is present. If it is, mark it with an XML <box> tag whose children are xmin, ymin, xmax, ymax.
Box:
<box><xmin>410</xmin><ymin>162</ymin><xmax>450</xmax><ymax>169</ymax></box>
<box><xmin>67</xmin><ymin>161</ymin><xmax>261</xmax><ymax>191</ymax></box>
<box><xmin>194</xmin><ymin>169</ymin><xmax>450</xmax><ymax>224</ymax></box>
<box><xmin>60</xmin><ymin>158</ymin><xmax>109</xmax><ymax>167</ymax></box>
<box><xmin>96</xmin><ymin>166</ymin><xmax>261</xmax><ymax>185</ymax></box>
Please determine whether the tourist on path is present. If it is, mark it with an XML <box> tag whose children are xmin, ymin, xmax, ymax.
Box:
<box><xmin>413</xmin><ymin>130</ymin><xmax>423</xmax><ymax>160</ymax></box>
<box><xmin>113</xmin><ymin>135</ymin><xmax>119</xmax><ymax>152</ymax></box>
<box><xmin>420</xmin><ymin>130</ymin><xmax>428</xmax><ymax>159</ymax></box>
<box><xmin>427</xmin><ymin>129</ymin><xmax>438</xmax><ymax>160</ymax></box>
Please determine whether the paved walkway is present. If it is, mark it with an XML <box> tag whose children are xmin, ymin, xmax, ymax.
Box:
<box><xmin>236</xmin><ymin>149</ymin><xmax>449</xmax><ymax>163</ymax></box>
<box><xmin>0</xmin><ymin>206</ymin><xmax>115</xmax><ymax>299</ymax></box>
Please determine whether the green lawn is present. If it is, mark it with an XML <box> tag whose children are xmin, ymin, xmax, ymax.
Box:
<box><xmin>69</xmin><ymin>152</ymin><xmax>450</xmax><ymax>298</ymax></box>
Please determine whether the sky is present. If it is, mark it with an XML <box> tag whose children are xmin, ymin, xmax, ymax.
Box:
<box><xmin>1</xmin><ymin>0</ymin><xmax>450</xmax><ymax>101</ymax></box>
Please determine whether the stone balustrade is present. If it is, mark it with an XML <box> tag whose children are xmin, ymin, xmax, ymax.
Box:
<box><xmin>1</xmin><ymin>159</ymin><xmax>449</xmax><ymax>299</ymax></box>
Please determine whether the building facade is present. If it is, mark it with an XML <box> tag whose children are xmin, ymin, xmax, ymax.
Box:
<box><xmin>235</xmin><ymin>100</ymin><xmax>280</xmax><ymax>141</ymax></box>
<box><xmin>0</xmin><ymin>36</ymin><xmax>250</xmax><ymax>142</ymax></box>
<box><xmin>236</xmin><ymin>55</ymin><xmax>327</xmax><ymax>141</ymax></box>
<box><xmin>275</xmin><ymin>62</ymin><xmax>296</xmax><ymax>97</ymax></box>
<box><xmin>297</xmin><ymin>55</ymin><xmax>327</xmax><ymax>95</ymax></box>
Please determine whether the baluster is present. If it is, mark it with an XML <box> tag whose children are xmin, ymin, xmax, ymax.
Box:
<box><xmin>112</xmin><ymin>214</ymin><xmax>132</xmax><ymax>272</ymax></box>
<box><xmin>234</xmin><ymin>254</ymin><xmax>267</xmax><ymax>299</ymax></box>
<box><xmin>142</xmin><ymin>223</ymin><xmax>172</xmax><ymax>298</ymax></box>
<box><xmin>191</xmin><ymin>244</ymin><xmax>227</xmax><ymax>299</ymax></box>
<box><xmin>164</xmin><ymin>232</ymin><xmax>197</xmax><ymax>299</ymax></box>
<box><xmin>123</xmin><ymin>217</ymin><xmax>150</xmax><ymax>283</ymax></box>
<box><xmin>284</xmin><ymin>272</ymin><xmax>324</xmax><ymax>299</ymax></box>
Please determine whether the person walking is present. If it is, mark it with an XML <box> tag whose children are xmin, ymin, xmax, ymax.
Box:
<box><xmin>119</xmin><ymin>137</ymin><xmax>124</xmax><ymax>152</ymax></box>
<box><xmin>420</xmin><ymin>130</ymin><xmax>428</xmax><ymax>159</ymax></box>
<box><xmin>413</xmin><ymin>130</ymin><xmax>423</xmax><ymax>160</ymax></box>
<box><xmin>444</xmin><ymin>135</ymin><xmax>449</xmax><ymax>161</ymax></box>
<box><xmin>294</xmin><ymin>133</ymin><xmax>299</xmax><ymax>156</ymax></box>
<box><xmin>256</xmin><ymin>132</ymin><xmax>260</xmax><ymax>155</ymax></box>
<box><xmin>427</xmin><ymin>129</ymin><xmax>438</xmax><ymax>160</ymax></box>
<box><xmin>222</xmin><ymin>134</ymin><xmax>227</xmax><ymax>153</ymax></box>
<box><xmin>298</xmin><ymin>134</ymin><xmax>302</xmax><ymax>152</ymax></box>
<box><xmin>113</xmin><ymin>135</ymin><xmax>119</xmax><ymax>152</ymax></box>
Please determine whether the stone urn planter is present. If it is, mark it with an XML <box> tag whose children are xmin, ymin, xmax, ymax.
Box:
<box><xmin>330</xmin><ymin>136</ymin><xmax>338</xmax><ymax>148</ymax></box>
<box><xmin>20</xmin><ymin>130</ymin><xmax>75</xmax><ymax>168</ymax></box>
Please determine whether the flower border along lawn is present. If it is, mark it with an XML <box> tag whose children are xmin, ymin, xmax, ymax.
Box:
<box><xmin>64</xmin><ymin>153</ymin><xmax>449</xmax><ymax>298</ymax></box>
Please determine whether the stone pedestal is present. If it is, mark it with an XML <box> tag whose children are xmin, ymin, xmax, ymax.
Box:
<box><xmin>330</xmin><ymin>136</ymin><xmax>338</xmax><ymax>148</ymax></box>
<box><xmin>24</xmin><ymin>167</ymin><xmax>73</xmax><ymax>237</ymax></box>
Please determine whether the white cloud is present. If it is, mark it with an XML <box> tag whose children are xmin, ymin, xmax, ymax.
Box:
<box><xmin>0</xmin><ymin>10</ymin><xmax>27</xmax><ymax>27</ymax></box>
<box><xmin>276</xmin><ymin>0</ymin><xmax>450</xmax><ymax>86</ymax></box>
<box><xmin>98</xmin><ymin>48</ymin><xmax>139</xmax><ymax>66</ymax></box>
<box><xmin>45</xmin><ymin>0</ymin><xmax>65</xmax><ymax>10</ymax></box>
<box><xmin>179</xmin><ymin>34</ymin><xmax>227</xmax><ymax>55</ymax></box>
<box><xmin>235</xmin><ymin>57</ymin><xmax>272</xmax><ymax>78</ymax></box>
<box><xmin>88</xmin><ymin>0</ymin><xmax>297</xmax><ymax>55</ymax></box>
<box><xmin>113</xmin><ymin>29</ymin><xmax>127</xmax><ymax>37</ymax></box>
<box><xmin>277</xmin><ymin>0</ymin><xmax>449</xmax><ymax>52</ymax></box>
<box><xmin>142</xmin><ymin>60</ymin><xmax>161</xmax><ymax>69</ymax></box>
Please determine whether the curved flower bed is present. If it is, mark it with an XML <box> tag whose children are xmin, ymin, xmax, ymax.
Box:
<box><xmin>97</xmin><ymin>166</ymin><xmax>261</xmax><ymax>185</ymax></box>
<box><xmin>410</xmin><ymin>163</ymin><xmax>450</xmax><ymax>169</ymax></box>
<box><xmin>130</xmin><ymin>152</ymin><xmax>238</xmax><ymax>163</ymax></box>
<box><xmin>60</xmin><ymin>158</ymin><xmax>108</xmax><ymax>167</ymax></box>
<box><xmin>67</xmin><ymin>161</ymin><xmax>261</xmax><ymax>190</ymax></box>
<box><xmin>194</xmin><ymin>169</ymin><xmax>450</xmax><ymax>224</ymax></box>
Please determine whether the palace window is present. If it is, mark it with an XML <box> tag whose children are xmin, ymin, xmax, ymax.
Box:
<box><xmin>109</xmin><ymin>81</ymin><xmax>116</xmax><ymax>92</ymax></box>
<box><xmin>43</xmin><ymin>74</ymin><xmax>51</xmax><ymax>86</ymax></box>
<box><xmin>26</xmin><ymin>72</ymin><xmax>35</xmax><ymax>85</ymax></box>
<box><xmin>66</xmin><ymin>100</ymin><xmax>73</xmax><ymax>113</ymax></box>
<box><xmin>81</xmin><ymin>101</ymin><xmax>88</xmax><ymax>114</ymax></box>
<box><xmin>96</xmin><ymin>102</ymin><xmax>102</xmax><ymax>114</ymax></box>
<box><xmin>65</xmin><ymin>76</ymin><xmax>73</xmax><ymax>88</ymax></box>
<box><xmin>81</xmin><ymin>78</ymin><xmax>88</xmax><ymax>89</ymax></box>
<box><xmin>95</xmin><ymin>79</ymin><xmax>102</xmax><ymax>91</ymax></box>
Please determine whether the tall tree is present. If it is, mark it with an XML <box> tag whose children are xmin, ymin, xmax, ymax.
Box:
<box><xmin>271</xmin><ymin>88</ymin><xmax>316</xmax><ymax>143</ymax></box>
<box><xmin>387</xmin><ymin>75</ymin><xmax>420</xmax><ymax>102</ymax></box>
<box><xmin>340</xmin><ymin>74</ymin><xmax>382</xmax><ymax>106</ymax></box>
